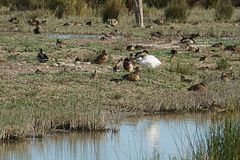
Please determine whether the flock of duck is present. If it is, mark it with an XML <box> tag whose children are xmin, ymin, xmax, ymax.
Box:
<box><xmin>8</xmin><ymin>17</ymin><xmax>238</xmax><ymax>92</ymax></box>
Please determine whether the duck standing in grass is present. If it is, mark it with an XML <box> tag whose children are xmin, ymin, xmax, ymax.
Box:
<box><xmin>56</xmin><ymin>39</ymin><xmax>66</xmax><ymax>48</ymax></box>
<box><xmin>37</xmin><ymin>48</ymin><xmax>48</xmax><ymax>63</ymax></box>
<box><xmin>122</xmin><ymin>67</ymin><xmax>140</xmax><ymax>81</ymax></box>
<box><xmin>123</xmin><ymin>58</ymin><xmax>134</xmax><ymax>72</ymax></box>
<box><xmin>94</xmin><ymin>50</ymin><xmax>108</xmax><ymax>64</ymax></box>
<box><xmin>188</xmin><ymin>82</ymin><xmax>208</xmax><ymax>92</ymax></box>
<box><xmin>113</xmin><ymin>58</ymin><xmax>124</xmax><ymax>72</ymax></box>
<box><xmin>170</xmin><ymin>49</ymin><xmax>177</xmax><ymax>61</ymax></box>
<box><xmin>9</xmin><ymin>17</ymin><xmax>19</xmax><ymax>24</ymax></box>
<box><xmin>135</xmin><ymin>50</ymin><xmax>162</xmax><ymax>68</ymax></box>
<box><xmin>33</xmin><ymin>23</ymin><xmax>41</xmax><ymax>34</ymax></box>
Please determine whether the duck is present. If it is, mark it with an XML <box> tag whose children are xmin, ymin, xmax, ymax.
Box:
<box><xmin>150</xmin><ymin>31</ymin><xmax>162</xmax><ymax>38</ymax></box>
<box><xmin>63</xmin><ymin>22</ymin><xmax>74</xmax><ymax>27</ymax></box>
<box><xmin>126</xmin><ymin>45</ymin><xmax>135</xmax><ymax>51</ymax></box>
<box><xmin>91</xmin><ymin>70</ymin><xmax>98</xmax><ymax>79</ymax></box>
<box><xmin>122</xmin><ymin>67</ymin><xmax>140</xmax><ymax>81</ymax></box>
<box><xmin>220</xmin><ymin>72</ymin><xmax>230</xmax><ymax>82</ymax></box>
<box><xmin>9</xmin><ymin>17</ymin><xmax>19</xmax><ymax>24</ymax></box>
<box><xmin>212</xmin><ymin>42</ymin><xmax>224</xmax><ymax>48</ymax></box>
<box><xmin>75</xmin><ymin>57</ymin><xmax>80</xmax><ymax>63</ymax></box>
<box><xmin>107</xmin><ymin>19</ymin><xmax>118</xmax><ymax>27</ymax></box>
<box><xmin>187</xmin><ymin>46</ymin><xmax>200</xmax><ymax>53</ymax></box>
<box><xmin>37</xmin><ymin>49</ymin><xmax>48</xmax><ymax>63</ymax></box>
<box><xmin>170</xmin><ymin>49</ymin><xmax>177</xmax><ymax>60</ymax></box>
<box><xmin>56</xmin><ymin>39</ymin><xmax>66</xmax><ymax>48</ymax></box>
<box><xmin>188</xmin><ymin>82</ymin><xmax>208</xmax><ymax>92</ymax></box>
<box><xmin>135</xmin><ymin>50</ymin><xmax>162</xmax><ymax>68</ymax></box>
<box><xmin>86</xmin><ymin>21</ymin><xmax>92</xmax><ymax>26</ymax></box>
<box><xmin>152</xmin><ymin>19</ymin><xmax>164</xmax><ymax>25</ymax></box>
<box><xmin>33</xmin><ymin>23</ymin><xmax>41</xmax><ymax>34</ymax></box>
<box><xmin>123</xmin><ymin>58</ymin><xmax>134</xmax><ymax>72</ymax></box>
<box><xmin>180</xmin><ymin>34</ymin><xmax>198</xmax><ymax>45</ymax></box>
<box><xmin>27</xmin><ymin>19</ymin><xmax>41</xmax><ymax>26</ymax></box>
<box><xmin>180</xmin><ymin>37</ymin><xmax>195</xmax><ymax>45</ymax></box>
<box><xmin>94</xmin><ymin>50</ymin><xmax>108</xmax><ymax>64</ymax></box>
<box><xmin>180</xmin><ymin>75</ymin><xmax>193</xmax><ymax>83</ymax></box>
<box><xmin>225</xmin><ymin>44</ymin><xmax>237</xmax><ymax>51</ymax></box>
<box><xmin>199</xmin><ymin>56</ymin><xmax>206</xmax><ymax>61</ymax></box>
<box><xmin>130</xmin><ymin>53</ymin><xmax>137</xmax><ymax>65</ymax></box>
<box><xmin>113</xmin><ymin>58</ymin><xmax>124</xmax><ymax>72</ymax></box>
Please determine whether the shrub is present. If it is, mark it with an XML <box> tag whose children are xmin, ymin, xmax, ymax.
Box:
<box><xmin>145</xmin><ymin>0</ymin><xmax>172</xmax><ymax>8</ymax></box>
<box><xmin>215</xmin><ymin>0</ymin><xmax>234</xmax><ymax>20</ymax></box>
<box><xmin>217</xmin><ymin>58</ymin><xmax>229</xmax><ymax>70</ymax></box>
<box><xmin>102</xmin><ymin>0</ymin><xmax>123</xmax><ymax>22</ymax></box>
<box><xmin>164</xmin><ymin>0</ymin><xmax>190</xmax><ymax>22</ymax></box>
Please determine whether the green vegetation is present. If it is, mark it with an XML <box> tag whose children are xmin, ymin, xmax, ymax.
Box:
<box><xmin>215</xmin><ymin>0</ymin><xmax>234</xmax><ymax>20</ymax></box>
<box><xmin>102</xmin><ymin>0</ymin><xmax>123</xmax><ymax>22</ymax></box>
<box><xmin>189</xmin><ymin>117</ymin><xmax>240</xmax><ymax>160</ymax></box>
<box><xmin>164</xmin><ymin>0</ymin><xmax>189</xmax><ymax>22</ymax></box>
<box><xmin>217</xmin><ymin>58</ymin><xmax>229</xmax><ymax>70</ymax></box>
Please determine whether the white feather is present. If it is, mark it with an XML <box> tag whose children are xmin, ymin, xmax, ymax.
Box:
<box><xmin>137</xmin><ymin>55</ymin><xmax>162</xmax><ymax>68</ymax></box>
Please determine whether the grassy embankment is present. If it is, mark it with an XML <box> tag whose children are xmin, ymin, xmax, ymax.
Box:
<box><xmin>0</xmin><ymin>7</ymin><xmax>240</xmax><ymax>141</ymax></box>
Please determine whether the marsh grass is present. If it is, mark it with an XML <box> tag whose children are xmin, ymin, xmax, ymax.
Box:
<box><xmin>102</xmin><ymin>0</ymin><xmax>123</xmax><ymax>22</ymax></box>
<box><xmin>216</xmin><ymin>58</ymin><xmax>229</xmax><ymax>70</ymax></box>
<box><xmin>164</xmin><ymin>0</ymin><xmax>189</xmax><ymax>22</ymax></box>
<box><xmin>187</xmin><ymin>117</ymin><xmax>240</xmax><ymax>160</ymax></box>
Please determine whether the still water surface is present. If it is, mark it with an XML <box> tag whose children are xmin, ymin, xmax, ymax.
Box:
<box><xmin>0</xmin><ymin>114</ymin><xmax>213</xmax><ymax>160</ymax></box>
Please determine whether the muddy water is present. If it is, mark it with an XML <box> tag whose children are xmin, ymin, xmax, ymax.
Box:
<box><xmin>0</xmin><ymin>114</ymin><xmax>215</xmax><ymax>160</ymax></box>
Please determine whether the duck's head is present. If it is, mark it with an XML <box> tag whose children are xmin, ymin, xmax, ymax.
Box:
<box><xmin>101</xmin><ymin>50</ymin><xmax>107</xmax><ymax>55</ymax></box>
<box><xmin>39</xmin><ymin>48</ymin><xmax>43</xmax><ymax>53</ymax></box>
<box><xmin>142</xmin><ymin>50</ymin><xmax>149</xmax><ymax>54</ymax></box>
<box><xmin>180</xmin><ymin>75</ymin><xmax>185</xmax><ymax>80</ymax></box>
<box><xmin>134</xmin><ymin>66</ymin><xmax>141</xmax><ymax>71</ymax></box>
<box><xmin>124</xmin><ymin>57</ymin><xmax>131</xmax><ymax>62</ymax></box>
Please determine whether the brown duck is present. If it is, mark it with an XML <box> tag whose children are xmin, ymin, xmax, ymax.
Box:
<box><xmin>199</xmin><ymin>56</ymin><xmax>206</xmax><ymax>61</ymax></box>
<box><xmin>130</xmin><ymin>53</ymin><xmax>137</xmax><ymax>65</ymax></box>
<box><xmin>122</xmin><ymin>67</ymin><xmax>140</xmax><ymax>81</ymax></box>
<box><xmin>181</xmin><ymin>75</ymin><xmax>193</xmax><ymax>83</ymax></box>
<box><xmin>9</xmin><ymin>17</ymin><xmax>19</xmax><ymax>24</ymax></box>
<box><xmin>56</xmin><ymin>39</ymin><xmax>66</xmax><ymax>48</ymax></box>
<box><xmin>33</xmin><ymin>23</ymin><xmax>41</xmax><ymax>34</ymax></box>
<box><xmin>94</xmin><ymin>50</ymin><xmax>108</xmax><ymax>64</ymax></box>
<box><xmin>225</xmin><ymin>45</ymin><xmax>237</xmax><ymax>51</ymax></box>
<box><xmin>188</xmin><ymin>82</ymin><xmax>208</xmax><ymax>92</ymax></box>
<box><xmin>123</xmin><ymin>58</ymin><xmax>134</xmax><ymax>72</ymax></box>
<box><xmin>170</xmin><ymin>49</ymin><xmax>177</xmax><ymax>60</ymax></box>
<box><xmin>212</xmin><ymin>42</ymin><xmax>224</xmax><ymax>48</ymax></box>
<box><xmin>126</xmin><ymin>45</ymin><xmax>135</xmax><ymax>51</ymax></box>
<box><xmin>220</xmin><ymin>72</ymin><xmax>230</xmax><ymax>82</ymax></box>
<box><xmin>113</xmin><ymin>58</ymin><xmax>124</xmax><ymax>72</ymax></box>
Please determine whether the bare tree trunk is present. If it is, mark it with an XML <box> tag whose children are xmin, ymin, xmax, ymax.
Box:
<box><xmin>134</xmin><ymin>0</ymin><xmax>144</xmax><ymax>27</ymax></box>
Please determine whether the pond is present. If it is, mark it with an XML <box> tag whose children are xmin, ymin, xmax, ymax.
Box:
<box><xmin>0</xmin><ymin>114</ymin><xmax>216</xmax><ymax>160</ymax></box>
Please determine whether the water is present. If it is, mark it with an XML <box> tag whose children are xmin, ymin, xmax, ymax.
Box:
<box><xmin>48</xmin><ymin>34</ymin><xmax>102</xmax><ymax>39</ymax></box>
<box><xmin>0</xmin><ymin>114</ymin><xmax>212</xmax><ymax>160</ymax></box>
<box><xmin>48</xmin><ymin>33</ymin><xmax>123</xmax><ymax>39</ymax></box>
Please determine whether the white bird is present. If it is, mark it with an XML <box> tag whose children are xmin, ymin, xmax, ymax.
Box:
<box><xmin>136</xmin><ymin>50</ymin><xmax>162</xmax><ymax>68</ymax></box>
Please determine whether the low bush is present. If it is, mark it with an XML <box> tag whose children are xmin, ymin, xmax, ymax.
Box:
<box><xmin>102</xmin><ymin>0</ymin><xmax>123</xmax><ymax>22</ymax></box>
<box><xmin>215</xmin><ymin>1</ymin><xmax>234</xmax><ymax>20</ymax></box>
<box><xmin>164</xmin><ymin>0</ymin><xmax>190</xmax><ymax>22</ymax></box>
<box><xmin>217</xmin><ymin>58</ymin><xmax>229</xmax><ymax>70</ymax></box>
